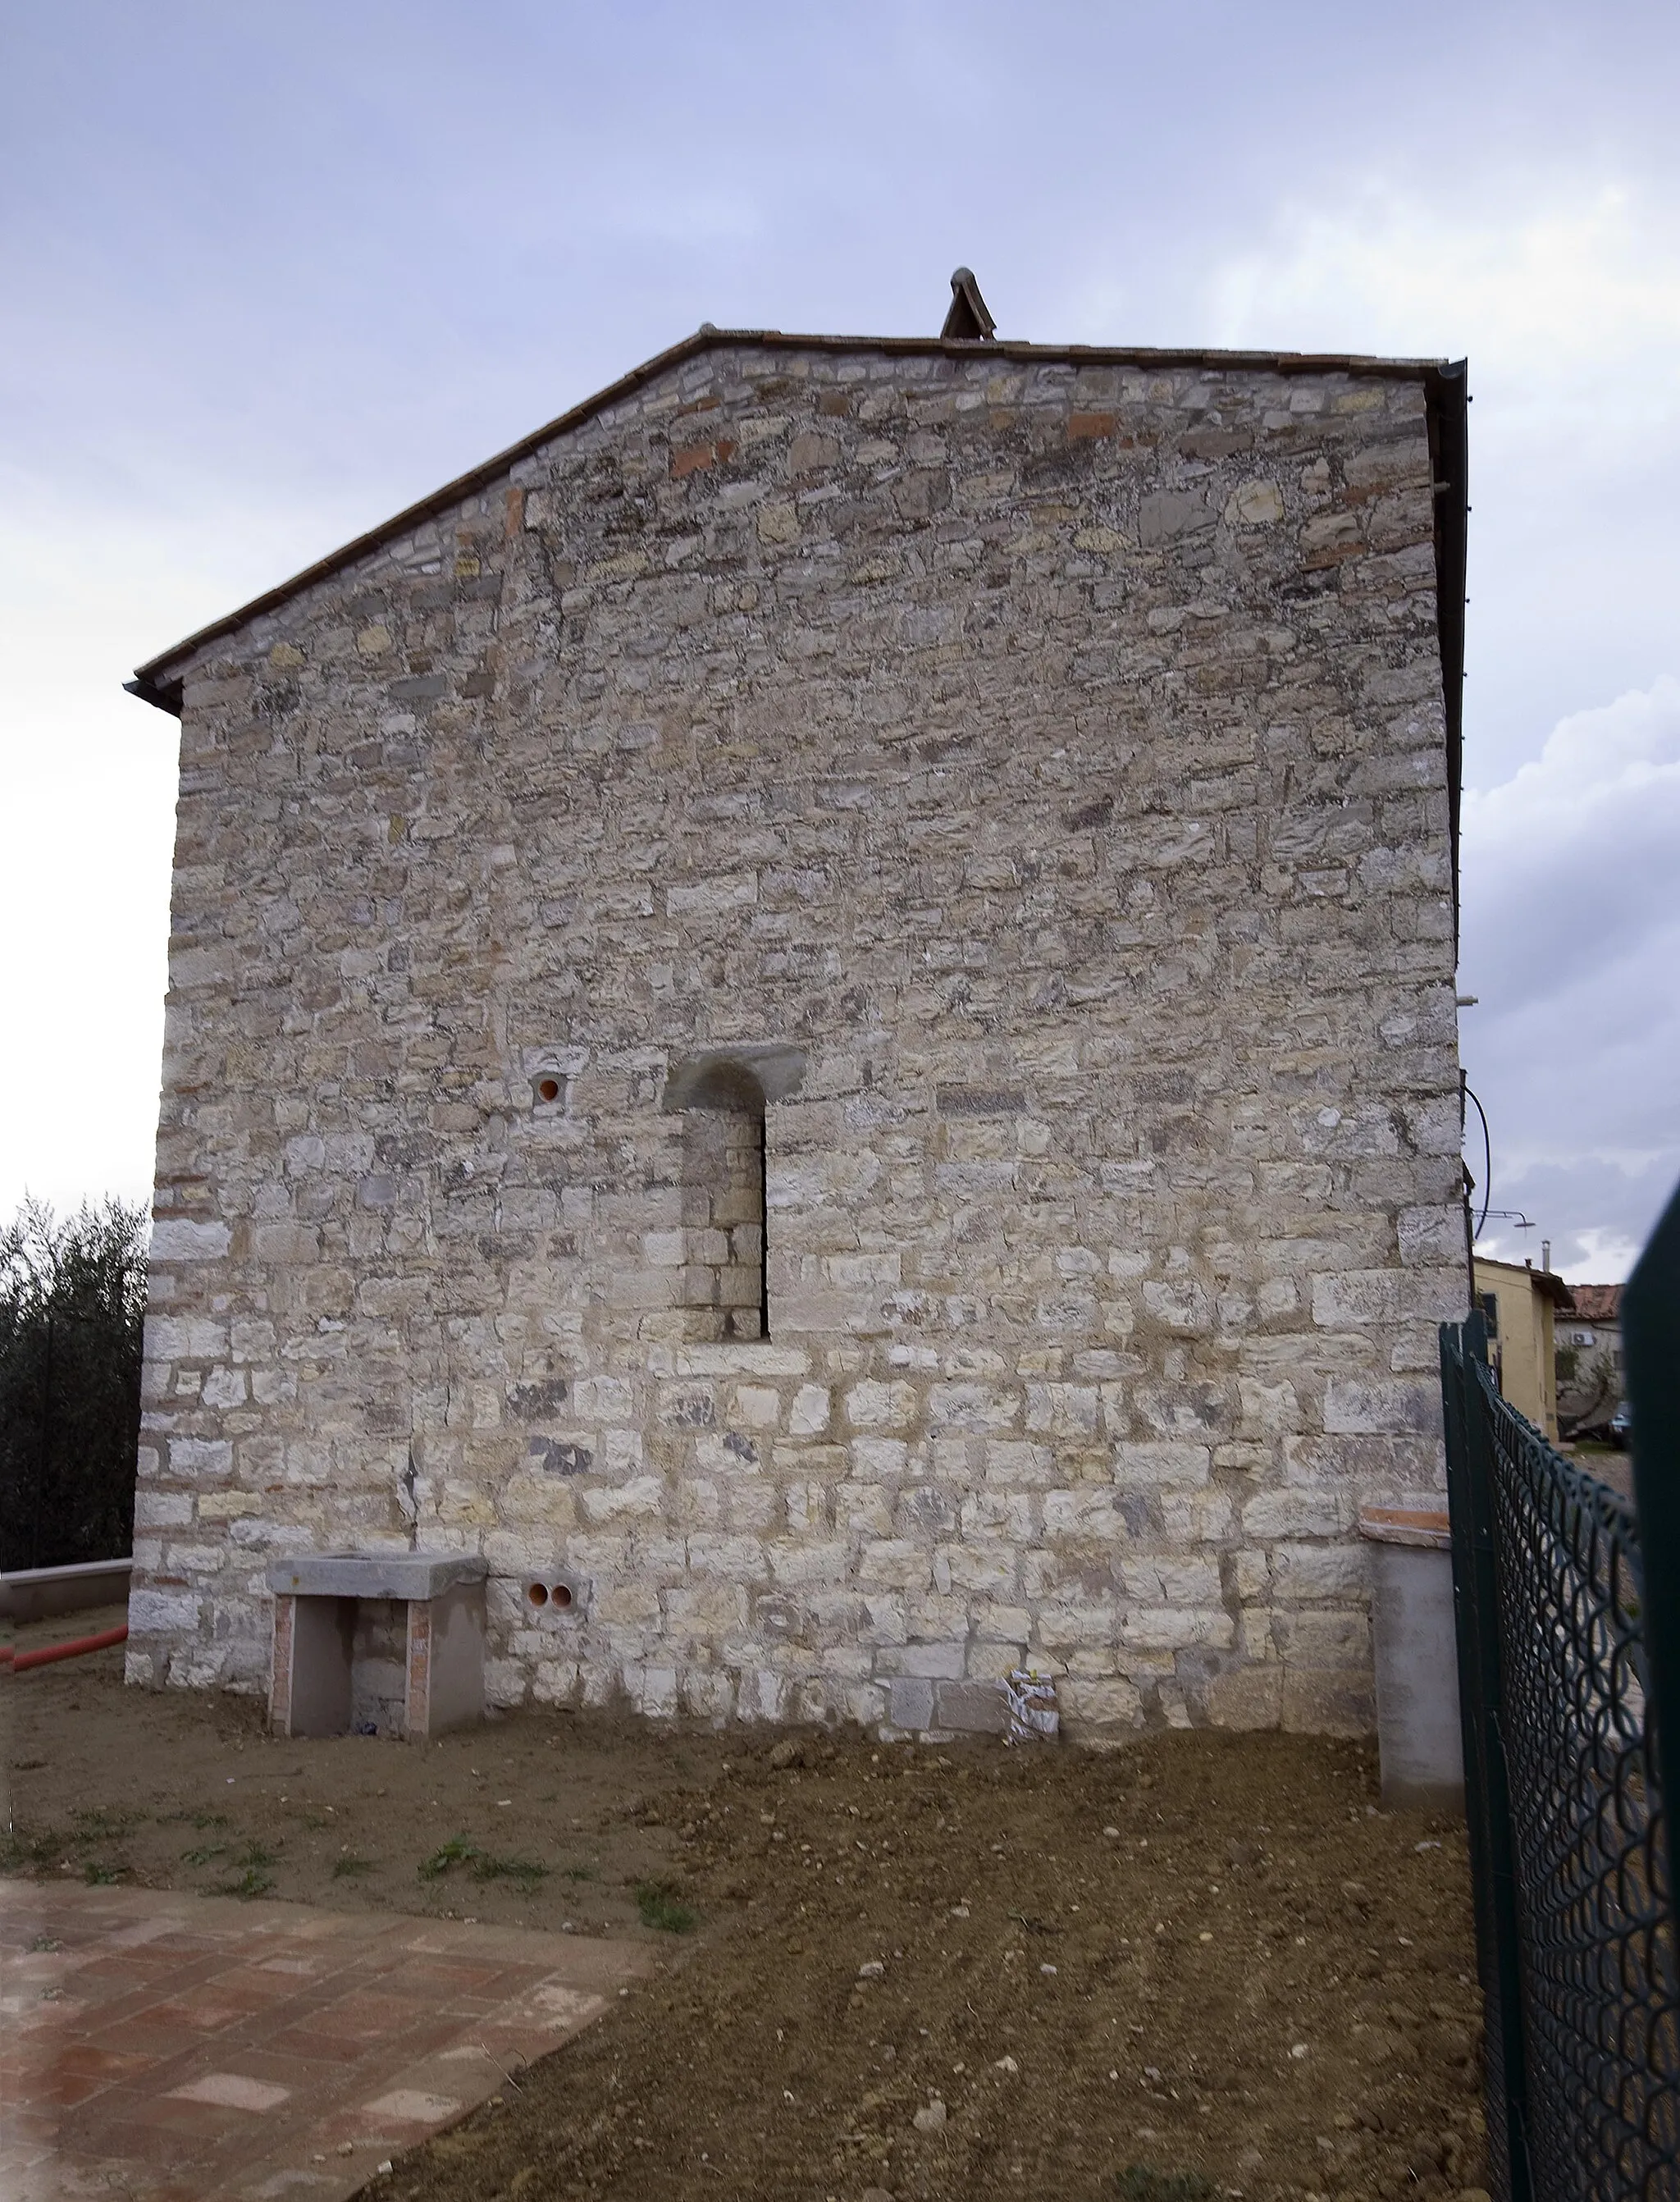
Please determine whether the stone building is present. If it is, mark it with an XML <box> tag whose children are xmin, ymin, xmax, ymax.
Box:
<box><xmin>1554</xmin><ymin>1282</ymin><xmax>1623</xmax><ymax>1437</ymax></box>
<box><xmin>124</xmin><ymin>273</ymin><xmax>1471</xmax><ymax>1740</ymax></box>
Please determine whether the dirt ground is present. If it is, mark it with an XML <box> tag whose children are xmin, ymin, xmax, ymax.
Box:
<box><xmin>4</xmin><ymin>1608</ymin><xmax>1487</xmax><ymax>2202</ymax></box>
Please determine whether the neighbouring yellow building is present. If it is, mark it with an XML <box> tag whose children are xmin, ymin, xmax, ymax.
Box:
<box><xmin>1472</xmin><ymin>1256</ymin><xmax>1575</xmax><ymax>1441</ymax></box>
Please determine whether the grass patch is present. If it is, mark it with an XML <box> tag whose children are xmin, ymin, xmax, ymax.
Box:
<box><xmin>418</xmin><ymin>1836</ymin><xmax>546</xmax><ymax>1888</ymax></box>
<box><xmin>71</xmin><ymin>1807</ymin><xmax>139</xmax><ymax>1843</ymax></box>
<box><xmin>83</xmin><ymin>1861</ymin><xmax>126</xmax><ymax>1885</ymax></box>
<box><xmin>216</xmin><ymin>1865</ymin><xmax>276</xmax><ymax>1900</ymax></box>
<box><xmin>0</xmin><ymin>1828</ymin><xmax>61</xmax><ymax>1871</ymax></box>
<box><xmin>419</xmin><ymin>1835</ymin><xmax>483</xmax><ymax>1880</ymax></box>
<box><xmin>561</xmin><ymin>1863</ymin><xmax>598</xmax><ymax>1883</ymax></box>
<box><xmin>2</xmin><ymin>1815</ymin><xmax>140</xmax><ymax>1873</ymax></box>
<box><xmin>634</xmin><ymin>1878</ymin><xmax>698</xmax><ymax>1934</ymax></box>
<box><xmin>210</xmin><ymin>1839</ymin><xmax>280</xmax><ymax>1899</ymax></box>
<box><xmin>182</xmin><ymin>1843</ymin><xmax>229</xmax><ymax>1867</ymax></box>
<box><xmin>161</xmin><ymin>1809</ymin><xmax>230</xmax><ymax>1831</ymax></box>
<box><xmin>472</xmin><ymin>1853</ymin><xmax>548</xmax><ymax>1889</ymax></box>
<box><xmin>332</xmin><ymin>1854</ymin><xmax>376</xmax><ymax>1879</ymax></box>
<box><xmin>1116</xmin><ymin>2169</ymin><xmax>1216</xmax><ymax>2202</ymax></box>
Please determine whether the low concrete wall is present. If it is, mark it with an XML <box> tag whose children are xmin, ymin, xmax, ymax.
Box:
<box><xmin>0</xmin><ymin>1559</ymin><xmax>134</xmax><ymax>1624</ymax></box>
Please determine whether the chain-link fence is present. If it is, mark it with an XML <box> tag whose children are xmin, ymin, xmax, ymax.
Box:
<box><xmin>1441</xmin><ymin>1182</ymin><xmax>1680</xmax><ymax>2201</ymax></box>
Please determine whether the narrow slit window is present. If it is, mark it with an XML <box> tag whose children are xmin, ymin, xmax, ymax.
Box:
<box><xmin>679</xmin><ymin>1062</ymin><xmax>768</xmax><ymax>1341</ymax></box>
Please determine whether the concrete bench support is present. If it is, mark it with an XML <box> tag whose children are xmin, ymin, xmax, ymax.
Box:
<box><xmin>1359</xmin><ymin>1508</ymin><xmax>1464</xmax><ymax>1812</ymax></box>
<box><xmin>265</xmin><ymin>1554</ymin><xmax>488</xmax><ymax>1740</ymax></box>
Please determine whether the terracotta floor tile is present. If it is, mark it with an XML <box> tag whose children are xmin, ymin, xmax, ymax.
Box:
<box><xmin>59</xmin><ymin>2113</ymin><xmax>220</xmax><ymax>2168</ymax></box>
<box><xmin>80</xmin><ymin>2021</ymin><xmax>224</xmax><ymax>2064</ymax></box>
<box><xmin>2</xmin><ymin>1878</ymin><xmax>647</xmax><ymax>2201</ymax></box>
<box><xmin>11</xmin><ymin>2067</ymin><xmax>114</xmax><ymax>2111</ymax></box>
<box><xmin>168</xmin><ymin>2072</ymin><xmax>294</xmax><ymax>2112</ymax></box>
<box><xmin>379</xmin><ymin>1958</ymin><xmax>509</xmax><ymax>1994</ymax></box>
<box><xmin>75</xmin><ymin>2087</ymin><xmax>248</xmax><ymax>2137</ymax></box>
<box><xmin>0</xmin><ymin>2106</ymin><xmax>61</xmax><ymax>2149</ymax></box>
<box><xmin>53</xmin><ymin>2040</ymin><xmax>157</xmax><ymax>2078</ymax></box>
<box><xmin>136</xmin><ymin>1995</ymin><xmax>264</xmax><ymax>2033</ymax></box>
<box><xmin>264</xmin><ymin>2015</ymin><xmax>455</xmax><ymax>2067</ymax></box>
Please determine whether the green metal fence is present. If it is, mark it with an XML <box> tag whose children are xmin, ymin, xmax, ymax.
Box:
<box><xmin>1440</xmin><ymin>1183</ymin><xmax>1680</xmax><ymax>2201</ymax></box>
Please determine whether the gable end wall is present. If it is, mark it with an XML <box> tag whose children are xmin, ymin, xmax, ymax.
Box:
<box><xmin>129</xmin><ymin>342</ymin><xmax>1464</xmax><ymax>1738</ymax></box>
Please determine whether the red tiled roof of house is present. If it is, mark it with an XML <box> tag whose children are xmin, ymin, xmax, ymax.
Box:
<box><xmin>1567</xmin><ymin>1284</ymin><xmax>1623</xmax><ymax>1323</ymax></box>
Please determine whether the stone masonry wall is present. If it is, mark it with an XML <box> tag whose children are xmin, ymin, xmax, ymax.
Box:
<box><xmin>127</xmin><ymin>337</ymin><xmax>1466</xmax><ymax>1739</ymax></box>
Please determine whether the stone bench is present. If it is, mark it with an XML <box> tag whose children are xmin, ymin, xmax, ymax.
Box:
<box><xmin>265</xmin><ymin>1553</ymin><xmax>487</xmax><ymax>1740</ymax></box>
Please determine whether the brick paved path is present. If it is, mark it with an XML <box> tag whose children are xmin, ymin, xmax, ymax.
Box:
<box><xmin>0</xmin><ymin>1878</ymin><xmax>650</xmax><ymax>2199</ymax></box>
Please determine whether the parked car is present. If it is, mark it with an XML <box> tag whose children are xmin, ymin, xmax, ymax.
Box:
<box><xmin>1609</xmin><ymin>1400</ymin><xmax>1633</xmax><ymax>1450</ymax></box>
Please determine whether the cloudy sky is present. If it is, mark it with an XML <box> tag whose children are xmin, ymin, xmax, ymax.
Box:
<box><xmin>3</xmin><ymin>0</ymin><xmax>1675</xmax><ymax>1279</ymax></box>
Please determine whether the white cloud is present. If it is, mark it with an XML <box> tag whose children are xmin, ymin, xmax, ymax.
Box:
<box><xmin>1462</xmin><ymin>678</ymin><xmax>1680</xmax><ymax>1013</ymax></box>
<box><xmin>1459</xmin><ymin>678</ymin><xmax>1680</xmax><ymax>1280</ymax></box>
<box><xmin>1207</xmin><ymin>176</ymin><xmax>1680</xmax><ymax>410</ymax></box>
<box><xmin>1205</xmin><ymin>175</ymin><xmax>1680</xmax><ymax>787</ymax></box>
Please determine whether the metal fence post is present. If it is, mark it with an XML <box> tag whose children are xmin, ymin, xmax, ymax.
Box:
<box><xmin>1623</xmin><ymin>1179</ymin><xmax>1680</xmax><ymax>1924</ymax></box>
<box><xmin>1442</xmin><ymin>1311</ymin><xmax>1534</xmax><ymax>2202</ymax></box>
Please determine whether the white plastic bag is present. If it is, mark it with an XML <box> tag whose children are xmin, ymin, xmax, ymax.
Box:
<box><xmin>1003</xmin><ymin>1665</ymin><xmax>1059</xmax><ymax>1744</ymax></box>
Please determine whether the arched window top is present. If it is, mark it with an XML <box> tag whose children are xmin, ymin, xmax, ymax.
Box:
<box><xmin>682</xmin><ymin>1060</ymin><xmax>767</xmax><ymax>1116</ymax></box>
<box><xmin>661</xmin><ymin>1044</ymin><xmax>806</xmax><ymax>1114</ymax></box>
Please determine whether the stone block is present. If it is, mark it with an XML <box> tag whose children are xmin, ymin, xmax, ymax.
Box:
<box><xmin>1322</xmin><ymin>1379</ymin><xmax>1441</xmax><ymax>1437</ymax></box>
<box><xmin>932</xmin><ymin>1679</ymin><xmax>1009</xmax><ymax>1734</ymax></box>
<box><xmin>887</xmin><ymin>1640</ymin><xmax>968</xmax><ymax>1680</ymax></box>
<box><xmin>133</xmin><ymin>1490</ymin><xmax>194</xmax><ymax>1529</ymax></box>
<box><xmin>1057</xmin><ymin>1674</ymin><xmax>1144</xmax><ymax>1729</ymax></box>
<box><xmin>1205</xmin><ymin>1662</ymin><xmax>1285</xmax><ymax>1729</ymax></box>
<box><xmin>1112</xmin><ymin>1442</ymin><xmax>1211</xmax><ymax>1488</ymax></box>
<box><xmin>149</xmin><ymin>1218</ymin><xmax>231</xmax><ymax>1262</ymax></box>
<box><xmin>887</xmin><ymin>1675</ymin><xmax>935</xmax><ymax>1731</ymax></box>
<box><xmin>1281</xmin><ymin>1668</ymin><xmax>1374</xmax><ymax>1736</ymax></box>
<box><xmin>129</xmin><ymin>1588</ymin><xmax>202</xmax><ymax>1636</ymax></box>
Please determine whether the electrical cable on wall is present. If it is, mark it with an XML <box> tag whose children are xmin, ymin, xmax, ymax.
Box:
<box><xmin>1464</xmin><ymin>1081</ymin><xmax>1535</xmax><ymax>1245</ymax></box>
<box><xmin>1465</xmin><ymin>1082</ymin><xmax>1493</xmax><ymax>1240</ymax></box>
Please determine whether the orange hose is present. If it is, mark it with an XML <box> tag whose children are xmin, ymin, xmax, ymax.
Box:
<box><xmin>11</xmin><ymin>1624</ymin><xmax>128</xmax><ymax>1673</ymax></box>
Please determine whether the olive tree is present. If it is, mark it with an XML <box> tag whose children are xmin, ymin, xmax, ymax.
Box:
<box><xmin>0</xmin><ymin>1197</ymin><xmax>148</xmax><ymax>1572</ymax></box>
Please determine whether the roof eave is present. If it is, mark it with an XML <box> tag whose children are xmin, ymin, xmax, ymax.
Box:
<box><xmin>1422</xmin><ymin>359</ymin><xmax>1470</xmax><ymax>949</ymax></box>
